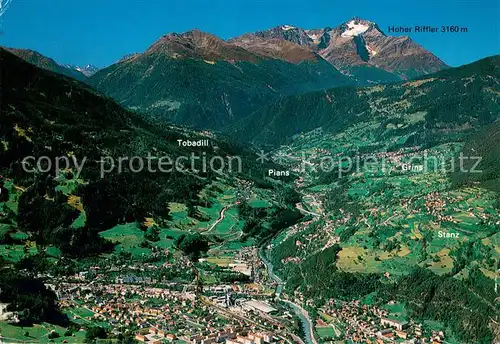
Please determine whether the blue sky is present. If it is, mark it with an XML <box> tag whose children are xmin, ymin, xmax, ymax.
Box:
<box><xmin>0</xmin><ymin>0</ymin><xmax>498</xmax><ymax>67</ymax></box>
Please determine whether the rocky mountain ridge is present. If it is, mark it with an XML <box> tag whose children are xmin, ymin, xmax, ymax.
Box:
<box><xmin>232</xmin><ymin>17</ymin><xmax>448</xmax><ymax>83</ymax></box>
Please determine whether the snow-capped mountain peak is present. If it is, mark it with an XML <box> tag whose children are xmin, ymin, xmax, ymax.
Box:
<box><xmin>63</xmin><ymin>64</ymin><xmax>99</xmax><ymax>77</ymax></box>
<box><xmin>74</xmin><ymin>64</ymin><xmax>99</xmax><ymax>76</ymax></box>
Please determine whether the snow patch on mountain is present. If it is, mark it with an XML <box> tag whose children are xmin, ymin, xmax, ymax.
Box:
<box><xmin>281</xmin><ymin>25</ymin><xmax>296</xmax><ymax>31</ymax></box>
<box><xmin>341</xmin><ymin>20</ymin><xmax>370</xmax><ymax>37</ymax></box>
<box><xmin>306</xmin><ymin>33</ymin><xmax>321</xmax><ymax>42</ymax></box>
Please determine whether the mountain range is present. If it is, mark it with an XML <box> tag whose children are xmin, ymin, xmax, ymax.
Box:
<box><xmin>85</xmin><ymin>18</ymin><xmax>448</xmax><ymax>130</ymax></box>
<box><xmin>87</xmin><ymin>28</ymin><xmax>352</xmax><ymax>130</ymax></box>
<box><xmin>4</xmin><ymin>17</ymin><xmax>449</xmax><ymax>132</ymax></box>
<box><xmin>231</xmin><ymin>18</ymin><xmax>447</xmax><ymax>83</ymax></box>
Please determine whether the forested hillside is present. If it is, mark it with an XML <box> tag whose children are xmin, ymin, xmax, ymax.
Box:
<box><xmin>452</xmin><ymin>120</ymin><xmax>500</xmax><ymax>191</ymax></box>
<box><xmin>234</xmin><ymin>55</ymin><xmax>500</xmax><ymax>147</ymax></box>
<box><xmin>0</xmin><ymin>47</ymin><xmax>291</xmax><ymax>257</ymax></box>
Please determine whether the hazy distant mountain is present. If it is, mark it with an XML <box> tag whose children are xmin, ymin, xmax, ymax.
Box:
<box><xmin>233</xmin><ymin>18</ymin><xmax>448</xmax><ymax>84</ymax></box>
<box><xmin>88</xmin><ymin>29</ymin><xmax>352</xmax><ymax>130</ymax></box>
<box><xmin>3</xmin><ymin>48</ymin><xmax>88</xmax><ymax>81</ymax></box>
<box><xmin>66</xmin><ymin>63</ymin><xmax>100</xmax><ymax>77</ymax></box>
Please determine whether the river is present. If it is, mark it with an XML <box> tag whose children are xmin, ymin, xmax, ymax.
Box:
<box><xmin>259</xmin><ymin>249</ymin><xmax>317</xmax><ymax>344</ymax></box>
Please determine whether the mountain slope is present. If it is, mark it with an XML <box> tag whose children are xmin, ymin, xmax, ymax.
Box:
<box><xmin>250</xmin><ymin>25</ymin><xmax>315</xmax><ymax>46</ymax></box>
<box><xmin>228</xmin><ymin>34</ymin><xmax>320</xmax><ymax>63</ymax></box>
<box><xmin>4</xmin><ymin>48</ymin><xmax>88</xmax><ymax>81</ymax></box>
<box><xmin>0</xmin><ymin>47</ymin><xmax>281</xmax><ymax>258</ymax></box>
<box><xmin>234</xmin><ymin>55</ymin><xmax>500</xmax><ymax>146</ymax></box>
<box><xmin>319</xmin><ymin>18</ymin><xmax>447</xmax><ymax>81</ymax></box>
<box><xmin>88</xmin><ymin>29</ymin><xmax>352</xmax><ymax>130</ymax></box>
<box><xmin>452</xmin><ymin>120</ymin><xmax>500</xmax><ymax>191</ymax></box>
<box><xmin>146</xmin><ymin>29</ymin><xmax>263</xmax><ymax>62</ymax></box>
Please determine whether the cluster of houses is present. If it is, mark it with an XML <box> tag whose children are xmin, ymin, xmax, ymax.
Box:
<box><xmin>322</xmin><ymin>299</ymin><xmax>390</xmax><ymax>340</ymax></box>
<box><xmin>320</xmin><ymin>299</ymin><xmax>448</xmax><ymax>343</ymax></box>
<box><xmin>84</xmin><ymin>286</ymin><xmax>198</xmax><ymax>330</ymax></box>
<box><xmin>59</xmin><ymin>283</ymin><xmax>259</xmax><ymax>340</ymax></box>
<box><xmin>135</xmin><ymin>327</ymin><xmax>176</xmax><ymax>343</ymax></box>
<box><xmin>191</xmin><ymin>330</ymin><xmax>278</xmax><ymax>344</ymax></box>
<box><xmin>424</xmin><ymin>192</ymin><xmax>455</xmax><ymax>222</ymax></box>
